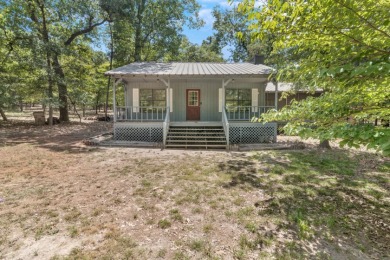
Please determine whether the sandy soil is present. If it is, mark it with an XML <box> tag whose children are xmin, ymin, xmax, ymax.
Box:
<box><xmin>0</xmin><ymin>115</ymin><xmax>388</xmax><ymax>259</ymax></box>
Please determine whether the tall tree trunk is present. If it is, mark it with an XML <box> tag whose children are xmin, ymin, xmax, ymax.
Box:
<box><xmin>52</xmin><ymin>53</ymin><xmax>69</xmax><ymax>122</ymax></box>
<box><xmin>105</xmin><ymin>22</ymin><xmax>114</xmax><ymax>118</ymax></box>
<box><xmin>134</xmin><ymin>0</ymin><xmax>146</xmax><ymax>61</ymax></box>
<box><xmin>319</xmin><ymin>140</ymin><xmax>331</xmax><ymax>149</ymax></box>
<box><xmin>30</xmin><ymin>0</ymin><xmax>54</xmax><ymax>125</ymax></box>
<box><xmin>0</xmin><ymin>107</ymin><xmax>7</xmax><ymax>121</ymax></box>
<box><xmin>95</xmin><ymin>90</ymin><xmax>101</xmax><ymax>114</ymax></box>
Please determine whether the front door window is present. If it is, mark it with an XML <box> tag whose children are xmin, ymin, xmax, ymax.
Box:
<box><xmin>188</xmin><ymin>90</ymin><xmax>199</xmax><ymax>106</ymax></box>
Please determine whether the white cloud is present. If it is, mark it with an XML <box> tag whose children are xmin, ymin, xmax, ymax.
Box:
<box><xmin>199</xmin><ymin>8</ymin><xmax>215</xmax><ymax>28</ymax></box>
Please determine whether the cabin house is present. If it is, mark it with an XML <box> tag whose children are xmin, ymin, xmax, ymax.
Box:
<box><xmin>105</xmin><ymin>62</ymin><xmax>278</xmax><ymax>149</ymax></box>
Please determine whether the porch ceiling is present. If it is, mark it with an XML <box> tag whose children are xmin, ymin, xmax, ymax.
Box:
<box><xmin>105</xmin><ymin>62</ymin><xmax>273</xmax><ymax>78</ymax></box>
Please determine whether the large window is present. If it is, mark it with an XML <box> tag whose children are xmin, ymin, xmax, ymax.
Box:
<box><xmin>140</xmin><ymin>89</ymin><xmax>166</xmax><ymax>107</ymax></box>
<box><xmin>225</xmin><ymin>89</ymin><xmax>251</xmax><ymax>107</ymax></box>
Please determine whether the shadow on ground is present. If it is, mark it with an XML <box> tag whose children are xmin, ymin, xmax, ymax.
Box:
<box><xmin>218</xmin><ymin>150</ymin><xmax>390</xmax><ymax>258</ymax></box>
<box><xmin>0</xmin><ymin>120</ymin><xmax>112</xmax><ymax>153</ymax></box>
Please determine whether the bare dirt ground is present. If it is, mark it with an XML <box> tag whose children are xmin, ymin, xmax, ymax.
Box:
<box><xmin>0</xmin><ymin>111</ymin><xmax>389</xmax><ymax>259</ymax></box>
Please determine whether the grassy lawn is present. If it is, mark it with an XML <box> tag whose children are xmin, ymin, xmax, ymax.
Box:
<box><xmin>0</xmin><ymin>120</ymin><xmax>389</xmax><ymax>259</ymax></box>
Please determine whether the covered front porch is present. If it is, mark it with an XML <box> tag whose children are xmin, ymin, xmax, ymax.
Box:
<box><xmin>106</xmin><ymin>62</ymin><xmax>279</xmax><ymax>148</ymax></box>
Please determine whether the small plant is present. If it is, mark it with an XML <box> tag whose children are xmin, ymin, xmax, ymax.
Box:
<box><xmin>233</xmin><ymin>197</ymin><xmax>245</xmax><ymax>206</ymax></box>
<box><xmin>192</xmin><ymin>207</ymin><xmax>202</xmax><ymax>214</ymax></box>
<box><xmin>189</xmin><ymin>239</ymin><xmax>205</xmax><ymax>252</ymax></box>
<box><xmin>64</xmin><ymin>207</ymin><xmax>81</xmax><ymax>222</ymax></box>
<box><xmin>92</xmin><ymin>207</ymin><xmax>103</xmax><ymax>217</ymax></box>
<box><xmin>233</xmin><ymin>248</ymin><xmax>246</xmax><ymax>260</ymax></box>
<box><xmin>169</xmin><ymin>208</ymin><xmax>184</xmax><ymax>222</ymax></box>
<box><xmin>271</xmin><ymin>165</ymin><xmax>286</xmax><ymax>175</ymax></box>
<box><xmin>68</xmin><ymin>226</ymin><xmax>78</xmax><ymax>238</ymax></box>
<box><xmin>244</xmin><ymin>222</ymin><xmax>257</xmax><ymax>233</ymax></box>
<box><xmin>156</xmin><ymin>248</ymin><xmax>167</xmax><ymax>258</ymax></box>
<box><xmin>158</xmin><ymin>219</ymin><xmax>171</xmax><ymax>229</ymax></box>
<box><xmin>173</xmin><ymin>251</ymin><xmax>190</xmax><ymax>260</ymax></box>
<box><xmin>203</xmin><ymin>224</ymin><xmax>213</xmax><ymax>234</ymax></box>
<box><xmin>141</xmin><ymin>179</ymin><xmax>152</xmax><ymax>187</ymax></box>
<box><xmin>239</xmin><ymin>234</ymin><xmax>252</xmax><ymax>250</ymax></box>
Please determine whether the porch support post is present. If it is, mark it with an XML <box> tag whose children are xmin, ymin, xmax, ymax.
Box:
<box><xmin>222</xmin><ymin>79</ymin><xmax>225</xmax><ymax>109</ymax></box>
<box><xmin>113</xmin><ymin>78</ymin><xmax>123</xmax><ymax>123</ymax></box>
<box><xmin>222</xmin><ymin>79</ymin><xmax>233</xmax><ymax>110</ymax></box>
<box><xmin>160</xmin><ymin>78</ymin><xmax>170</xmax><ymax>112</ymax></box>
<box><xmin>274</xmin><ymin>80</ymin><xmax>278</xmax><ymax>110</ymax></box>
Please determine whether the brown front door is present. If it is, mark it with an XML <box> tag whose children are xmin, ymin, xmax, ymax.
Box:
<box><xmin>186</xmin><ymin>89</ymin><xmax>200</xmax><ymax>121</ymax></box>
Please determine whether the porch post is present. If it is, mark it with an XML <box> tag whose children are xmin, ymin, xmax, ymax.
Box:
<box><xmin>161</xmin><ymin>78</ymin><xmax>171</xmax><ymax>112</ymax></box>
<box><xmin>113</xmin><ymin>78</ymin><xmax>123</xmax><ymax>123</ymax></box>
<box><xmin>222</xmin><ymin>79</ymin><xmax>225</xmax><ymax>110</ymax></box>
<box><xmin>274</xmin><ymin>80</ymin><xmax>278</xmax><ymax>110</ymax></box>
<box><xmin>222</xmin><ymin>79</ymin><xmax>232</xmax><ymax>111</ymax></box>
<box><xmin>113</xmin><ymin>77</ymin><xmax>116</xmax><ymax>123</ymax></box>
<box><xmin>167</xmin><ymin>79</ymin><xmax>171</xmax><ymax>112</ymax></box>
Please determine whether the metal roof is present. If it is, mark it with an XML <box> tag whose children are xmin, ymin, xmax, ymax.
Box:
<box><xmin>266</xmin><ymin>82</ymin><xmax>323</xmax><ymax>92</ymax></box>
<box><xmin>105</xmin><ymin>62</ymin><xmax>273</xmax><ymax>77</ymax></box>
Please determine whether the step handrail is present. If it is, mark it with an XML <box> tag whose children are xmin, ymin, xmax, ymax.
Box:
<box><xmin>222</xmin><ymin>108</ymin><xmax>230</xmax><ymax>147</ymax></box>
<box><xmin>162</xmin><ymin>106</ymin><xmax>170</xmax><ymax>148</ymax></box>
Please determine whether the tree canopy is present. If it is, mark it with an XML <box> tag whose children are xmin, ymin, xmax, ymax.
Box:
<box><xmin>0</xmin><ymin>0</ymin><xmax>205</xmax><ymax>122</ymax></box>
<box><xmin>238</xmin><ymin>0</ymin><xmax>390</xmax><ymax>155</ymax></box>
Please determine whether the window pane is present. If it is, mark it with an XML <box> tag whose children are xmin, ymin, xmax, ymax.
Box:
<box><xmin>140</xmin><ymin>89</ymin><xmax>166</xmax><ymax>108</ymax></box>
<box><xmin>226</xmin><ymin>89</ymin><xmax>238</xmax><ymax>100</ymax></box>
<box><xmin>239</xmin><ymin>89</ymin><xmax>251</xmax><ymax>101</ymax></box>
<box><xmin>226</xmin><ymin>100</ymin><xmax>237</xmax><ymax>107</ymax></box>
<box><xmin>154</xmin><ymin>100</ymin><xmax>166</xmax><ymax>107</ymax></box>
<box><xmin>140</xmin><ymin>89</ymin><xmax>152</xmax><ymax>101</ymax></box>
<box><xmin>188</xmin><ymin>91</ymin><xmax>198</xmax><ymax>106</ymax></box>
<box><xmin>241</xmin><ymin>100</ymin><xmax>252</xmax><ymax>107</ymax></box>
<box><xmin>225</xmin><ymin>89</ymin><xmax>251</xmax><ymax>108</ymax></box>
<box><xmin>153</xmin><ymin>89</ymin><xmax>166</xmax><ymax>100</ymax></box>
<box><xmin>140</xmin><ymin>100</ymin><xmax>152</xmax><ymax>107</ymax></box>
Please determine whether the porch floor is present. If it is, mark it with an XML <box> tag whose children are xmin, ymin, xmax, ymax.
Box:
<box><xmin>170</xmin><ymin>121</ymin><xmax>222</xmax><ymax>127</ymax></box>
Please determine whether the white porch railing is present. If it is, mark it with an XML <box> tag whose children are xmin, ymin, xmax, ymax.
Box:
<box><xmin>116</xmin><ymin>106</ymin><xmax>167</xmax><ymax>121</ymax></box>
<box><xmin>162</xmin><ymin>107</ymin><xmax>170</xmax><ymax>148</ymax></box>
<box><xmin>225</xmin><ymin>106</ymin><xmax>275</xmax><ymax>121</ymax></box>
<box><xmin>222</xmin><ymin>108</ymin><xmax>230</xmax><ymax>146</ymax></box>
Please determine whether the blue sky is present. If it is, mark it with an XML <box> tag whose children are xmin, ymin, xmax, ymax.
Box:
<box><xmin>184</xmin><ymin>0</ymin><xmax>238</xmax><ymax>45</ymax></box>
<box><xmin>183</xmin><ymin>0</ymin><xmax>240</xmax><ymax>59</ymax></box>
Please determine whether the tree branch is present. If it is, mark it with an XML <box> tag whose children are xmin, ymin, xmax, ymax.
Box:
<box><xmin>334</xmin><ymin>0</ymin><xmax>390</xmax><ymax>39</ymax></box>
<box><xmin>64</xmin><ymin>18</ymin><xmax>107</xmax><ymax>46</ymax></box>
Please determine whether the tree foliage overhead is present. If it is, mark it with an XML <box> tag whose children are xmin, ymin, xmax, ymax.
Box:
<box><xmin>238</xmin><ymin>0</ymin><xmax>390</xmax><ymax>154</ymax></box>
<box><xmin>171</xmin><ymin>37</ymin><xmax>224</xmax><ymax>62</ymax></box>
<box><xmin>102</xmin><ymin>0</ymin><xmax>203</xmax><ymax>65</ymax></box>
<box><xmin>211</xmin><ymin>5</ymin><xmax>273</xmax><ymax>62</ymax></box>
<box><xmin>1</xmin><ymin>0</ymin><xmax>110</xmax><ymax>121</ymax></box>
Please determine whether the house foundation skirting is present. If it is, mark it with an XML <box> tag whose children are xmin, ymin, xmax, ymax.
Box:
<box><xmin>114</xmin><ymin>122</ymin><xmax>163</xmax><ymax>142</ymax></box>
<box><xmin>229</xmin><ymin>122</ymin><xmax>277</xmax><ymax>144</ymax></box>
<box><xmin>113</xmin><ymin>122</ymin><xmax>277</xmax><ymax>144</ymax></box>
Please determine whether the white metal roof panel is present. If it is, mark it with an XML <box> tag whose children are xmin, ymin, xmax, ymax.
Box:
<box><xmin>105</xmin><ymin>62</ymin><xmax>273</xmax><ymax>77</ymax></box>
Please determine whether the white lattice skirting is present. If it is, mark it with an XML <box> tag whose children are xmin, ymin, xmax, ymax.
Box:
<box><xmin>229</xmin><ymin>123</ymin><xmax>277</xmax><ymax>144</ymax></box>
<box><xmin>114</xmin><ymin>124</ymin><xmax>163</xmax><ymax>142</ymax></box>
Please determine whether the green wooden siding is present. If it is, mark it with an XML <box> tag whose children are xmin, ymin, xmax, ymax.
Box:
<box><xmin>170</xmin><ymin>79</ymin><xmax>220</xmax><ymax>121</ymax></box>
